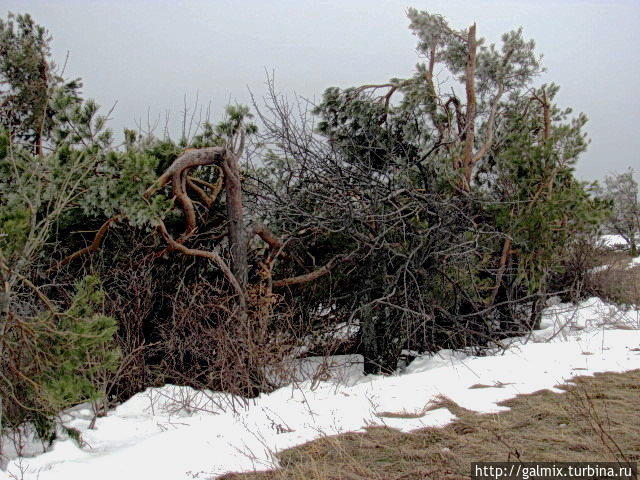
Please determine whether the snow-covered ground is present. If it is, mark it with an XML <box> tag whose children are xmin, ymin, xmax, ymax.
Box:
<box><xmin>2</xmin><ymin>298</ymin><xmax>639</xmax><ymax>480</ymax></box>
<box><xmin>600</xmin><ymin>234</ymin><xmax>631</xmax><ymax>249</ymax></box>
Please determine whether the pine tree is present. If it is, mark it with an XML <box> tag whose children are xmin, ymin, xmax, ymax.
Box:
<box><xmin>0</xmin><ymin>13</ymin><xmax>82</xmax><ymax>155</ymax></box>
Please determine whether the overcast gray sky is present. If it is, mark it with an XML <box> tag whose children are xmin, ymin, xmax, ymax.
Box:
<box><xmin>3</xmin><ymin>0</ymin><xmax>639</xmax><ymax>180</ymax></box>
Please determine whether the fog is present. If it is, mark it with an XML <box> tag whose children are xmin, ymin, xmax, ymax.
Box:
<box><xmin>3</xmin><ymin>0</ymin><xmax>639</xmax><ymax>179</ymax></box>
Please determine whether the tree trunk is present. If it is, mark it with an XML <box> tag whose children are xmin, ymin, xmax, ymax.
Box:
<box><xmin>361</xmin><ymin>304</ymin><xmax>402</xmax><ymax>375</ymax></box>
<box><xmin>462</xmin><ymin>23</ymin><xmax>477</xmax><ymax>188</ymax></box>
<box><xmin>0</xmin><ymin>274</ymin><xmax>12</xmax><ymax>470</ymax></box>
<box><xmin>489</xmin><ymin>237</ymin><xmax>512</xmax><ymax>306</ymax></box>
<box><xmin>528</xmin><ymin>277</ymin><xmax>547</xmax><ymax>331</ymax></box>
<box><xmin>35</xmin><ymin>54</ymin><xmax>48</xmax><ymax>157</ymax></box>
<box><xmin>222</xmin><ymin>152</ymin><xmax>248</xmax><ymax>290</ymax></box>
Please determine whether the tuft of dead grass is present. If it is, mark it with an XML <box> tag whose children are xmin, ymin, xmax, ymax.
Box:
<box><xmin>220</xmin><ymin>370</ymin><xmax>640</xmax><ymax>480</ymax></box>
<box><xmin>375</xmin><ymin>410</ymin><xmax>427</xmax><ymax>420</ymax></box>
<box><xmin>468</xmin><ymin>382</ymin><xmax>514</xmax><ymax>390</ymax></box>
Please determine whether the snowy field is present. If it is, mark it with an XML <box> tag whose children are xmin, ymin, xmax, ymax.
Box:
<box><xmin>2</xmin><ymin>297</ymin><xmax>639</xmax><ymax>480</ymax></box>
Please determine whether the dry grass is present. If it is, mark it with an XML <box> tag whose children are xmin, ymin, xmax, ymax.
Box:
<box><xmin>221</xmin><ymin>370</ymin><xmax>640</xmax><ymax>480</ymax></box>
<box><xmin>375</xmin><ymin>410</ymin><xmax>429</xmax><ymax>420</ymax></box>
<box><xmin>468</xmin><ymin>382</ymin><xmax>514</xmax><ymax>390</ymax></box>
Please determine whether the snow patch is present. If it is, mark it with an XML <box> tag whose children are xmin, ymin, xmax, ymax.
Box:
<box><xmin>600</xmin><ymin>234</ymin><xmax>630</xmax><ymax>248</ymax></box>
<box><xmin>2</xmin><ymin>298</ymin><xmax>639</xmax><ymax>480</ymax></box>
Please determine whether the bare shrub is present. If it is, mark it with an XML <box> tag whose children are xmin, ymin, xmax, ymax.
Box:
<box><xmin>552</xmin><ymin>234</ymin><xmax>602</xmax><ymax>301</ymax></box>
<box><xmin>152</xmin><ymin>272</ymin><xmax>312</xmax><ymax>410</ymax></box>
<box><xmin>585</xmin><ymin>251</ymin><xmax>640</xmax><ymax>308</ymax></box>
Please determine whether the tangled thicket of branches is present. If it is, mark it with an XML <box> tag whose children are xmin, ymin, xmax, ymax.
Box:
<box><xmin>0</xmin><ymin>9</ymin><xmax>609</xmax><ymax>447</ymax></box>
